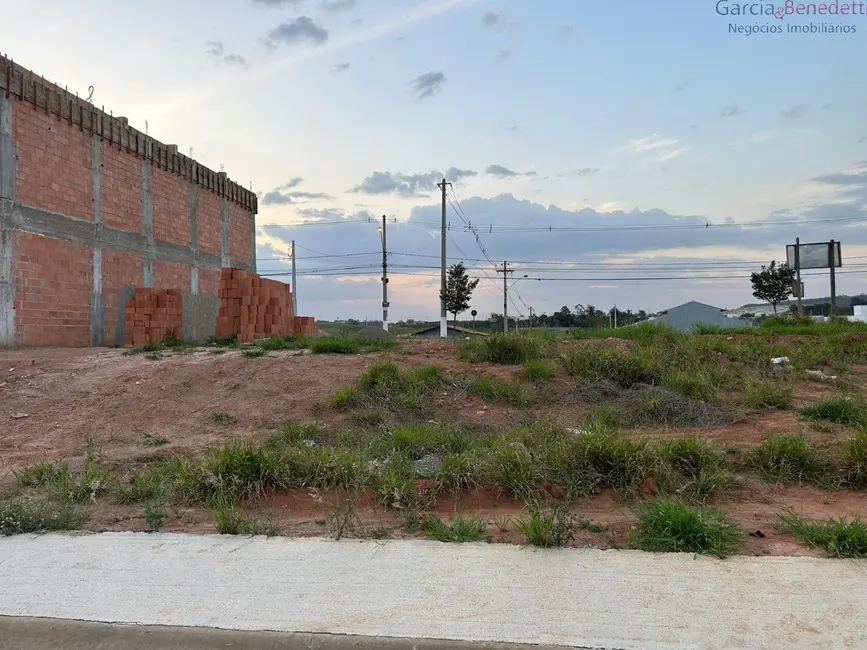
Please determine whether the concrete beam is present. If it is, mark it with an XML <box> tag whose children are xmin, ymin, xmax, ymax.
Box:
<box><xmin>0</xmin><ymin>94</ymin><xmax>16</xmax><ymax>347</ymax></box>
<box><xmin>188</xmin><ymin>183</ymin><xmax>199</xmax><ymax>294</ymax></box>
<box><xmin>6</xmin><ymin>202</ymin><xmax>253</xmax><ymax>273</ymax></box>
<box><xmin>90</xmin><ymin>135</ymin><xmax>104</xmax><ymax>346</ymax></box>
<box><xmin>141</xmin><ymin>161</ymin><xmax>154</xmax><ymax>287</ymax></box>
<box><xmin>220</xmin><ymin>197</ymin><xmax>230</xmax><ymax>268</ymax></box>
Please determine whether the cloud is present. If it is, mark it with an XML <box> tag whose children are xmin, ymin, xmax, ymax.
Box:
<box><xmin>721</xmin><ymin>104</ymin><xmax>741</xmax><ymax>117</ymax></box>
<box><xmin>497</xmin><ymin>49</ymin><xmax>511</xmax><ymax>61</ymax></box>
<box><xmin>264</xmin><ymin>16</ymin><xmax>329</xmax><ymax>48</ymax></box>
<box><xmin>575</xmin><ymin>168</ymin><xmax>600</xmax><ymax>176</ymax></box>
<box><xmin>261</xmin><ymin>191</ymin><xmax>295</xmax><ymax>206</ymax></box>
<box><xmin>322</xmin><ymin>0</ymin><xmax>357</xmax><ymax>11</ymax></box>
<box><xmin>482</xmin><ymin>11</ymin><xmax>505</xmax><ymax>30</ymax></box>
<box><xmin>350</xmin><ymin>167</ymin><xmax>477</xmax><ymax>197</ymax></box>
<box><xmin>559</xmin><ymin>25</ymin><xmax>575</xmax><ymax>38</ymax></box>
<box><xmin>252</xmin><ymin>0</ymin><xmax>304</xmax><ymax>6</ymax></box>
<box><xmin>673</xmin><ymin>80</ymin><xmax>690</xmax><ymax>92</ymax></box>
<box><xmin>279</xmin><ymin>177</ymin><xmax>304</xmax><ymax>190</ymax></box>
<box><xmin>205</xmin><ymin>41</ymin><xmax>249</xmax><ymax>68</ymax></box>
<box><xmin>410</xmin><ymin>71</ymin><xmax>446</xmax><ymax>99</ymax></box>
<box><xmin>331</xmin><ymin>62</ymin><xmax>351</xmax><ymax>73</ymax></box>
<box><xmin>782</xmin><ymin>104</ymin><xmax>808</xmax><ymax>120</ymax></box>
<box><xmin>486</xmin><ymin>164</ymin><xmax>537</xmax><ymax>178</ymax></box>
<box><xmin>626</xmin><ymin>134</ymin><xmax>686</xmax><ymax>162</ymax></box>
<box><xmin>257</xmin><ymin>161</ymin><xmax>867</xmax><ymax>321</ymax></box>
<box><xmin>260</xmin><ymin>179</ymin><xmax>333</xmax><ymax>205</ymax></box>
<box><xmin>821</xmin><ymin>102</ymin><xmax>832</xmax><ymax>110</ymax></box>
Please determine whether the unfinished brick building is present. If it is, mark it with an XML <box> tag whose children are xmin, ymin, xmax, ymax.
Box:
<box><xmin>0</xmin><ymin>55</ymin><xmax>259</xmax><ymax>347</ymax></box>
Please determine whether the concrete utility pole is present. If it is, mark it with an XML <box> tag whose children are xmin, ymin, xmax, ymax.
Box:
<box><xmin>795</xmin><ymin>237</ymin><xmax>803</xmax><ymax>316</ymax></box>
<box><xmin>291</xmin><ymin>240</ymin><xmax>297</xmax><ymax>315</ymax></box>
<box><xmin>496</xmin><ymin>261</ymin><xmax>513</xmax><ymax>334</ymax></box>
<box><xmin>437</xmin><ymin>178</ymin><xmax>451</xmax><ymax>339</ymax></box>
<box><xmin>379</xmin><ymin>215</ymin><xmax>389</xmax><ymax>333</ymax></box>
<box><xmin>829</xmin><ymin>239</ymin><xmax>837</xmax><ymax>317</ymax></box>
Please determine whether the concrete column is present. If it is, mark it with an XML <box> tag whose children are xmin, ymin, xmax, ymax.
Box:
<box><xmin>141</xmin><ymin>161</ymin><xmax>155</xmax><ymax>287</ymax></box>
<box><xmin>90</xmin><ymin>135</ymin><xmax>104</xmax><ymax>346</ymax></box>
<box><xmin>220</xmin><ymin>197</ymin><xmax>230</xmax><ymax>269</ymax></box>
<box><xmin>188</xmin><ymin>183</ymin><xmax>199</xmax><ymax>294</ymax></box>
<box><xmin>0</xmin><ymin>94</ymin><xmax>15</xmax><ymax>347</ymax></box>
<box><xmin>250</xmin><ymin>216</ymin><xmax>257</xmax><ymax>274</ymax></box>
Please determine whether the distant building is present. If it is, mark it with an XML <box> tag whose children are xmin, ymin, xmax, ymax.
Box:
<box><xmin>638</xmin><ymin>301</ymin><xmax>750</xmax><ymax>332</ymax></box>
<box><xmin>411</xmin><ymin>325</ymin><xmax>489</xmax><ymax>339</ymax></box>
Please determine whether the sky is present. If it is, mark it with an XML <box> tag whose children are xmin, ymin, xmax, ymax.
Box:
<box><xmin>2</xmin><ymin>0</ymin><xmax>867</xmax><ymax>321</ymax></box>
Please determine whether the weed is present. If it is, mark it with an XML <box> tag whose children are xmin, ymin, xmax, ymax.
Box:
<box><xmin>577</xmin><ymin>518</ymin><xmax>606</xmax><ymax>533</ymax></box>
<box><xmin>657</xmin><ymin>438</ymin><xmax>734</xmax><ymax>499</ymax></box>
<box><xmin>841</xmin><ymin>431</ymin><xmax>867</xmax><ymax>488</ymax></box>
<box><xmin>145</xmin><ymin>352</ymin><xmax>161</xmax><ymax>361</ymax></box>
<box><xmin>141</xmin><ymin>433</ymin><xmax>169</xmax><ymax>447</ymax></box>
<box><xmin>0</xmin><ymin>500</ymin><xmax>89</xmax><ymax>536</ymax></box>
<box><xmin>459</xmin><ymin>333</ymin><xmax>550</xmax><ymax>365</ymax></box>
<box><xmin>748</xmin><ymin>435</ymin><xmax>832</xmax><ymax>485</ymax></box>
<box><xmin>195</xmin><ymin>442</ymin><xmax>283</xmax><ymax>502</ymax></box>
<box><xmin>332</xmin><ymin>361</ymin><xmax>439</xmax><ymax>417</ymax></box>
<box><xmin>802</xmin><ymin>395</ymin><xmax>867</xmax><ymax>427</ymax></box>
<box><xmin>144</xmin><ymin>504</ymin><xmax>168</xmax><ymax>532</ymax></box>
<box><xmin>373</xmin><ymin>455</ymin><xmax>419</xmax><ymax>510</ymax></box>
<box><xmin>483</xmin><ymin>438</ymin><xmax>539</xmax><ymax>500</ymax></box>
<box><xmin>744</xmin><ymin>378</ymin><xmax>793</xmax><ymax>411</ymax></box>
<box><xmin>16</xmin><ymin>462</ymin><xmax>109</xmax><ymax>504</ymax></box>
<box><xmin>492</xmin><ymin>514</ymin><xmax>512</xmax><ymax>532</ymax></box>
<box><xmin>113</xmin><ymin>470</ymin><xmax>166</xmax><ymax>504</ymax></box>
<box><xmin>435</xmin><ymin>451</ymin><xmax>480</xmax><ymax>493</ymax></box>
<box><xmin>523</xmin><ymin>359</ymin><xmax>556</xmax><ymax>382</ymax></box>
<box><xmin>210</xmin><ymin>500</ymin><xmax>281</xmax><ymax>536</ymax></box>
<box><xmin>613</xmin><ymin>388</ymin><xmax>731</xmax><ymax>429</ymax></box>
<box><xmin>242</xmin><ymin>348</ymin><xmax>266</xmax><ymax>358</ymax></box>
<box><xmin>778</xmin><ymin>514</ymin><xmax>867</xmax><ymax>558</ymax></box>
<box><xmin>325</xmin><ymin>490</ymin><xmax>363</xmax><ymax>540</ymax></box>
<box><xmin>425</xmin><ymin>514</ymin><xmax>490</xmax><ymax>543</ymax></box>
<box><xmin>386</xmin><ymin>423</ymin><xmax>471</xmax><ymax>458</ymax></box>
<box><xmin>516</xmin><ymin>506</ymin><xmax>576</xmax><ymax>547</ymax></box>
<box><xmin>210</xmin><ymin>412</ymin><xmax>234</xmax><ymax>424</ymax></box>
<box><xmin>465</xmin><ymin>377</ymin><xmax>531</xmax><ymax>407</ymax></box>
<box><xmin>631</xmin><ymin>500</ymin><xmax>742</xmax><ymax>558</ymax></box>
<box><xmin>564</xmin><ymin>345</ymin><xmax>659</xmax><ymax>388</ymax></box>
<box><xmin>311</xmin><ymin>336</ymin><xmax>396</xmax><ymax>355</ymax></box>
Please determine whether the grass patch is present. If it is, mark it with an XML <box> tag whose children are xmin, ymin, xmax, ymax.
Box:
<box><xmin>744</xmin><ymin>377</ymin><xmax>793</xmax><ymax>411</ymax></box>
<box><xmin>15</xmin><ymin>462</ymin><xmax>109</xmax><ymax>504</ymax></box>
<box><xmin>564</xmin><ymin>345</ymin><xmax>659</xmax><ymax>388</ymax></box>
<box><xmin>459</xmin><ymin>333</ymin><xmax>551</xmax><ymax>365</ymax></box>
<box><xmin>425</xmin><ymin>514</ymin><xmax>489</xmax><ymax>543</ymax></box>
<box><xmin>242</xmin><ymin>348</ymin><xmax>266</xmax><ymax>358</ymax></box>
<box><xmin>604</xmin><ymin>388</ymin><xmax>731</xmax><ymax>429</ymax></box>
<box><xmin>0</xmin><ymin>500</ymin><xmax>89</xmax><ymax>536</ymax></box>
<box><xmin>210</xmin><ymin>412</ymin><xmax>234</xmax><ymax>424</ymax></box>
<box><xmin>747</xmin><ymin>434</ymin><xmax>832</xmax><ymax>485</ymax></box>
<box><xmin>657</xmin><ymin>437</ymin><xmax>735</xmax><ymax>499</ymax></box>
<box><xmin>523</xmin><ymin>358</ymin><xmax>556</xmax><ymax>382</ymax></box>
<box><xmin>802</xmin><ymin>395</ymin><xmax>867</xmax><ymax>427</ymax></box>
<box><xmin>841</xmin><ymin>431</ymin><xmax>867</xmax><ymax>488</ymax></box>
<box><xmin>210</xmin><ymin>500</ymin><xmax>281</xmax><ymax>536</ymax></box>
<box><xmin>330</xmin><ymin>361</ymin><xmax>441</xmax><ymax>417</ymax></box>
<box><xmin>631</xmin><ymin>500</ymin><xmax>742</xmax><ymax>558</ymax></box>
<box><xmin>778</xmin><ymin>514</ymin><xmax>867</xmax><ymax>558</ymax></box>
<box><xmin>516</xmin><ymin>506</ymin><xmax>576</xmax><ymax>547</ymax></box>
<box><xmin>141</xmin><ymin>433</ymin><xmax>169</xmax><ymax>447</ymax></box>
<box><xmin>465</xmin><ymin>377</ymin><xmax>531</xmax><ymax>407</ymax></box>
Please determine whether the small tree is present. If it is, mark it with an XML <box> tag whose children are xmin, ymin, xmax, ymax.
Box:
<box><xmin>750</xmin><ymin>260</ymin><xmax>796</xmax><ymax>315</ymax></box>
<box><xmin>440</xmin><ymin>263</ymin><xmax>480</xmax><ymax>328</ymax></box>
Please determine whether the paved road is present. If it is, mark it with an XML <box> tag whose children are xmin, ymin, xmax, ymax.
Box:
<box><xmin>0</xmin><ymin>532</ymin><xmax>865</xmax><ymax>649</ymax></box>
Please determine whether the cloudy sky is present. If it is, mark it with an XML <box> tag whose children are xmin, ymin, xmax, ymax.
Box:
<box><xmin>3</xmin><ymin>0</ymin><xmax>867</xmax><ymax>320</ymax></box>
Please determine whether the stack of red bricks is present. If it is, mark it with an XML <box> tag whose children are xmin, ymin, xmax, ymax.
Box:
<box><xmin>124</xmin><ymin>289</ymin><xmax>183</xmax><ymax>347</ymax></box>
<box><xmin>216</xmin><ymin>268</ymin><xmax>316</xmax><ymax>343</ymax></box>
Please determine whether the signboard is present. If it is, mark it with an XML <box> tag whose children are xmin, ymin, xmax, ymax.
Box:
<box><xmin>786</xmin><ymin>241</ymin><xmax>841</xmax><ymax>270</ymax></box>
<box><xmin>792</xmin><ymin>281</ymin><xmax>804</xmax><ymax>298</ymax></box>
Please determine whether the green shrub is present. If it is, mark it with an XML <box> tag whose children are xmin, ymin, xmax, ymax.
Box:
<box><xmin>523</xmin><ymin>358</ymin><xmax>556</xmax><ymax>382</ymax></box>
<box><xmin>631</xmin><ymin>500</ymin><xmax>742</xmax><ymax>558</ymax></box>
<box><xmin>564</xmin><ymin>345</ymin><xmax>659</xmax><ymax>387</ymax></box>
<box><xmin>841</xmin><ymin>431</ymin><xmax>867</xmax><ymax>488</ymax></box>
<box><xmin>778</xmin><ymin>515</ymin><xmax>867</xmax><ymax>558</ymax></box>
<box><xmin>516</xmin><ymin>506</ymin><xmax>575</xmax><ymax>547</ymax></box>
<box><xmin>425</xmin><ymin>515</ymin><xmax>489</xmax><ymax>543</ymax></box>
<box><xmin>747</xmin><ymin>435</ymin><xmax>832</xmax><ymax>485</ymax></box>
<box><xmin>802</xmin><ymin>396</ymin><xmax>867</xmax><ymax>427</ymax></box>
<box><xmin>657</xmin><ymin>437</ymin><xmax>734</xmax><ymax>499</ymax></box>
<box><xmin>210</xmin><ymin>500</ymin><xmax>280</xmax><ymax>536</ymax></box>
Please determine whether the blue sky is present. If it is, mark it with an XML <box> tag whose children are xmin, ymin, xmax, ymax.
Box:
<box><xmin>2</xmin><ymin>0</ymin><xmax>867</xmax><ymax>320</ymax></box>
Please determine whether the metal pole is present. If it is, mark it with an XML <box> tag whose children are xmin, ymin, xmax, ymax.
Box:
<box><xmin>795</xmin><ymin>237</ymin><xmax>802</xmax><ymax>316</ymax></box>
<box><xmin>439</xmin><ymin>178</ymin><xmax>449</xmax><ymax>339</ymax></box>
<box><xmin>291</xmin><ymin>240</ymin><xmax>297</xmax><ymax>316</ymax></box>
<box><xmin>829</xmin><ymin>239</ymin><xmax>837</xmax><ymax>317</ymax></box>
<box><xmin>614</xmin><ymin>304</ymin><xmax>617</xmax><ymax>328</ymax></box>
<box><xmin>381</xmin><ymin>215</ymin><xmax>388</xmax><ymax>333</ymax></box>
<box><xmin>503</xmin><ymin>261</ymin><xmax>508</xmax><ymax>334</ymax></box>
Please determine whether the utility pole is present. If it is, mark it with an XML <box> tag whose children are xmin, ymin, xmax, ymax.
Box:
<box><xmin>379</xmin><ymin>215</ymin><xmax>389</xmax><ymax>332</ymax></box>
<box><xmin>614</xmin><ymin>304</ymin><xmax>617</xmax><ymax>329</ymax></box>
<box><xmin>794</xmin><ymin>237</ymin><xmax>803</xmax><ymax>316</ymax></box>
<box><xmin>291</xmin><ymin>240</ymin><xmax>297</xmax><ymax>316</ymax></box>
<box><xmin>437</xmin><ymin>178</ymin><xmax>451</xmax><ymax>338</ymax></box>
<box><xmin>496</xmin><ymin>261</ymin><xmax>513</xmax><ymax>334</ymax></box>
<box><xmin>829</xmin><ymin>239</ymin><xmax>837</xmax><ymax>317</ymax></box>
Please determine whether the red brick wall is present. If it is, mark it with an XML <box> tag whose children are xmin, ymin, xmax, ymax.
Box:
<box><xmin>4</xmin><ymin>87</ymin><xmax>256</xmax><ymax>349</ymax></box>
<box><xmin>13</xmin><ymin>102</ymin><xmax>94</xmax><ymax>222</ymax></box>
<box><xmin>13</xmin><ymin>233</ymin><xmax>92</xmax><ymax>347</ymax></box>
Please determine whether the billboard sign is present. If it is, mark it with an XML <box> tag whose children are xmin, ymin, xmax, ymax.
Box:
<box><xmin>786</xmin><ymin>241</ymin><xmax>841</xmax><ymax>270</ymax></box>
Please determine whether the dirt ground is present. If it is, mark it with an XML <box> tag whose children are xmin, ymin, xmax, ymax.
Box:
<box><xmin>2</xmin><ymin>340</ymin><xmax>865</xmax><ymax>556</ymax></box>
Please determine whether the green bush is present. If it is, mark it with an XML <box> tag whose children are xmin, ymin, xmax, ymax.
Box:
<box><xmin>631</xmin><ymin>500</ymin><xmax>742</xmax><ymax>558</ymax></box>
<box><xmin>778</xmin><ymin>515</ymin><xmax>867</xmax><ymax>558</ymax></box>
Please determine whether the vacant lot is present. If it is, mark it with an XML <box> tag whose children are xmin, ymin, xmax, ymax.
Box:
<box><xmin>2</xmin><ymin>323</ymin><xmax>867</xmax><ymax>559</ymax></box>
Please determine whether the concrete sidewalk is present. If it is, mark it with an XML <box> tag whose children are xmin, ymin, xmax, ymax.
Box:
<box><xmin>0</xmin><ymin>532</ymin><xmax>865</xmax><ymax>649</ymax></box>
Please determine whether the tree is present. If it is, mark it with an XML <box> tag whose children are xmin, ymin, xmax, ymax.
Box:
<box><xmin>440</xmin><ymin>263</ymin><xmax>480</xmax><ymax>328</ymax></box>
<box><xmin>750</xmin><ymin>260</ymin><xmax>796</xmax><ymax>314</ymax></box>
